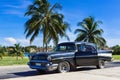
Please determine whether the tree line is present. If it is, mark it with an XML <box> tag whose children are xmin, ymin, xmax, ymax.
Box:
<box><xmin>111</xmin><ymin>45</ymin><xmax>120</xmax><ymax>55</ymax></box>
<box><xmin>0</xmin><ymin>43</ymin><xmax>52</xmax><ymax>60</ymax></box>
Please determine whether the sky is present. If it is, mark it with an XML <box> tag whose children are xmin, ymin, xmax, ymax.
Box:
<box><xmin>0</xmin><ymin>0</ymin><xmax>120</xmax><ymax>47</ymax></box>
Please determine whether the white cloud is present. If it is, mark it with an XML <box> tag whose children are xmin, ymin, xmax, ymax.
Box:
<box><xmin>4</xmin><ymin>37</ymin><xmax>30</xmax><ymax>46</ymax></box>
<box><xmin>3</xmin><ymin>10</ymin><xmax>24</xmax><ymax>16</ymax></box>
<box><xmin>2</xmin><ymin>0</ymin><xmax>32</xmax><ymax>17</ymax></box>
<box><xmin>4</xmin><ymin>37</ymin><xmax>17</xmax><ymax>44</ymax></box>
<box><xmin>17</xmin><ymin>39</ymin><xmax>30</xmax><ymax>46</ymax></box>
<box><xmin>4</xmin><ymin>0</ymin><xmax>32</xmax><ymax>9</ymax></box>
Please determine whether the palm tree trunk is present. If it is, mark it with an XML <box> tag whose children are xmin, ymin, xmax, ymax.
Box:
<box><xmin>45</xmin><ymin>43</ymin><xmax>48</xmax><ymax>52</ymax></box>
<box><xmin>20</xmin><ymin>53</ymin><xmax>23</xmax><ymax>59</ymax></box>
<box><xmin>43</xmin><ymin>43</ymin><xmax>44</xmax><ymax>52</ymax></box>
<box><xmin>43</xmin><ymin>31</ymin><xmax>46</xmax><ymax>52</ymax></box>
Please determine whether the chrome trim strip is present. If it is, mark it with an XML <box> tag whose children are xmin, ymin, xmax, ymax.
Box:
<box><xmin>30</xmin><ymin>60</ymin><xmax>49</xmax><ymax>63</ymax></box>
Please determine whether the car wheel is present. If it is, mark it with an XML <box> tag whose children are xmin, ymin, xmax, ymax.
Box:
<box><xmin>58</xmin><ymin>61</ymin><xmax>70</xmax><ymax>73</ymax></box>
<box><xmin>96</xmin><ymin>60</ymin><xmax>105</xmax><ymax>69</ymax></box>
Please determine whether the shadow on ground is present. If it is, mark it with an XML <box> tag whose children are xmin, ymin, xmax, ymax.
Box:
<box><xmin>0</xmin><ymin>70</ymin><xmax>38</xmax><ymax>79</ymax></box>
<box><xmin>3</xmin><ymin>70</ymin><xmax>58</xmax><ymax>79</ymax></box>
<box><xmin>1</xmin><ymin>67</ymin><xmax>96</xmax><ymax>79</ymax></box>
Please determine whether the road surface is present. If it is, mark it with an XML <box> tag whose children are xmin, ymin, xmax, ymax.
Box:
<box><xmin>0</xmin><ymin>61</ymin><xmax>120</xmax><ymax>80</ymax></box>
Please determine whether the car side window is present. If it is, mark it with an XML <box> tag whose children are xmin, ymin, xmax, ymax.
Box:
<box><xmin>77</xmin><ymin>44</ymin><xmax>86</xmax><ymax>51</ymax></box>
<box><xmin>85</xmin><ymin>45</ymin><xmax>95</xmax><ymax>51</ymax></box>
<box><xmin>55</xmin><ymin>44</ymin><xmax>76</xmax><ymax>52</ymax></box>
<box><xmin>67</xmin><ymin>45</ymin><xmax>75</xmax><ymax>51</ymax></box>
<box><xmin>59</xmin><ymin>46</ymin><xmax>66</xmax><ymax>51</ymax></box>
<box><xmin>77</xmin><ymin>44</ymin><xmax>96</xmax><ymax>52</ymax></box>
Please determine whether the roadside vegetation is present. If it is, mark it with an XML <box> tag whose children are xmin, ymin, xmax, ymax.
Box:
<box><xmin>0</xmin><ymin>57</ymin><xmax>29</xmax><ymax>66</ymax></box>
<box><xmin>0</xmin><ymin>55</ymin><xmax>119</xmax><ymax>66</ymax></box>
<box><xmin>111</xmin><ymin>45</ymin><xmax>120</xmax><ymax>55</ymax></box>
<box><xmin>113</xmin><ymin>55</ymin><xmax>120</xmax><ymax>60</ymax></box>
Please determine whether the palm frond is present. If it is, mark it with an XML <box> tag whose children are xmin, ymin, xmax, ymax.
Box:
<box><xmin>74</xmin><ymin>29</ymin><xmax>87</xmax><ymax>34</ymax></box>
<box><xmin>49</xmin><ymin>3</ymin><xmax>62</xmax><ymax>13</ymax></box>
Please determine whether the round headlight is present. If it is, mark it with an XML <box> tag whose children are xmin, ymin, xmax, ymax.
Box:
<box><xmin>47</xmin><ymin>56</ymin><xmax>51</xmax><ymax>61</ymax></box>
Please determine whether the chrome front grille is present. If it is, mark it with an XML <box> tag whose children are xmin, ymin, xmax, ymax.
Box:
<box><xmin>32</xmin><ymin>55</ymin><xmax>47</xmax><ymax>60</ymax></box>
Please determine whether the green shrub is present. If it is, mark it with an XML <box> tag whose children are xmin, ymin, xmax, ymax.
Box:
<box><xmin>112</xmin><ymin>45</ymin><xmax>120</xmax><ymax>55</ymax></box>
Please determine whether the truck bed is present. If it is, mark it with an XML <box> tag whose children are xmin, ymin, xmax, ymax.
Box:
<box><xmin>97</xmin><ymin>50</ymin><xmax>112</xmax><ymax>61</ymax></box>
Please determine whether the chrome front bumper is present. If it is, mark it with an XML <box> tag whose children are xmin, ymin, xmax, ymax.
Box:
<box><xmin>28</xmin><ymin>60</ymin><xmax>58</xmax><ymax>71</ymax></box>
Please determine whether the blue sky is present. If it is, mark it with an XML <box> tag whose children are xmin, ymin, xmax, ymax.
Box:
<box><xmin>0</xmin><ymin>0</ymin><xmax>120</xmax><ymax>47</ymax></box>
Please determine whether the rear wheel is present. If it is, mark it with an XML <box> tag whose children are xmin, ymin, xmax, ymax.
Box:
<box><xmin>58</xmin><ymin>61</ymin><xmax>70</xmax><ymax>73</ymax></box>
<box><xmin>96</xmin><ymin>60</ymin><xmax>105</xmax><ymax>69</ymax></box>
<box><xmin>71</xmin><ymin>65</ymin><xmax>76</xmax><ymax>71</ymax></box>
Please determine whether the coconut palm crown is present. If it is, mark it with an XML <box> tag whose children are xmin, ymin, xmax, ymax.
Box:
<box><xmin>74</xmin><ymin>16</ymin><xmax>106</xmax><ymax>48</ymax></box>
<box><xmin>24</xmin><ymin>0</ymin><xmax>69</xmax><ymax>51</ymax></box>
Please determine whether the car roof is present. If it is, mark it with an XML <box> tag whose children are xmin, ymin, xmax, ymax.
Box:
<box><xmin>58</xmin><ymin>42</ymin><xmax>97</xmax><ymax>49</ymax></box>
<box><xmin>59</xmin><ymin>42</ymin><xmax>95</xmax><ymax>45</ymax></box>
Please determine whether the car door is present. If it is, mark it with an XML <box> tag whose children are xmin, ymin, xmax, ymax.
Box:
<box><xmin>75</xmin><ymin>44</ymin><xmax>97</xmax><ymax>66</ymax></box>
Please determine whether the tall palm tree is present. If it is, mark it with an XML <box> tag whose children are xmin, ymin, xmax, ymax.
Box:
<box><xmin>74</xmin><ymin>16</ymin><xmax>106</xmax><ymax>48</ymax></box>
<box><xmin>25</xmin><ymin>0</ymin><xmax>69</xmax><ymax>52</ymax></box>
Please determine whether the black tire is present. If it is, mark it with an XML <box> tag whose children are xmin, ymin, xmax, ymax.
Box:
<box><xmin>71</xmin><ymin>66</ymin><xmax>76</xmax><ymax>71</ymax></box>
<box><xmin>58</xmin><ymin>61</ymin><xmax>70</xmax><ymax>73</ymax></box>
<box><xmin>96</xmin><ymin>60</ymin><xmax>105</xmax><ymax>69</ymax></box>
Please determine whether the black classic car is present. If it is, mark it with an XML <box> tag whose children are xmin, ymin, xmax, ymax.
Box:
<box><xmin>28</xmin><ymin>42</ymin><xmax>112</xmax><ymax>73</ymax></box>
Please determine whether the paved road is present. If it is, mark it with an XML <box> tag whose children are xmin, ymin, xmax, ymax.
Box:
<box><xmin>7</xmin><ymin>67</ymin><xmax>120</xmax><ymax>80</ymax></box>
<box><xmin>0</xmin><ymin>61</ymin><xmax>120</xmax><ymax>80</ymax></box>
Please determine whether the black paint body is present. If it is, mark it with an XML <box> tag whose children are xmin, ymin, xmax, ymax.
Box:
<box><xmin>28</xmin><ymin>42</ymin><xmax>112</xmax><ymax>71</ymax></box>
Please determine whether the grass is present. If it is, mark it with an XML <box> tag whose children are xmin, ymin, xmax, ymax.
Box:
<box><xmin>0</xmin><ymin>57</ymin><xmax>29</xmax><ymax>66</ymax></box>
<box><xmin>0</xmin><ymin>55</ymin><xmax>120</xmax><ymax>66</ymax></box>
<box><xmin>113</xmin><ymin>55</ymin><xmax>120</xmax><ymax>60</ymax></box>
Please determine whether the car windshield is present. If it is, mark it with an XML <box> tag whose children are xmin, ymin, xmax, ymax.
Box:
<box><xmin>55</xmin><ymin>43</ymin><xmax>76</xmax><ymax>52</ymax></box>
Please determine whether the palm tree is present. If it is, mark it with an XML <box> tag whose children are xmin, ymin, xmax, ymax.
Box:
<box><xmin>25</xmin><ymin>0</ymin><xmax>69</xmax><ymax>52</ymax></box>
<box><xmin>74</xmin><ymin>16</ymin><xmax>106</xmax><ymax>48</ymax></box>
<box><xmin>14</xmin><ymin>43</ymin><xmax>24</xmax><ymax>60</ymax></box>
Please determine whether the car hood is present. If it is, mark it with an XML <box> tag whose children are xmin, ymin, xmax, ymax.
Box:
<box><xmin>34</xmin><ymin>51</ymin><xmax>74</xmax><ymax>57</ymax></box>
